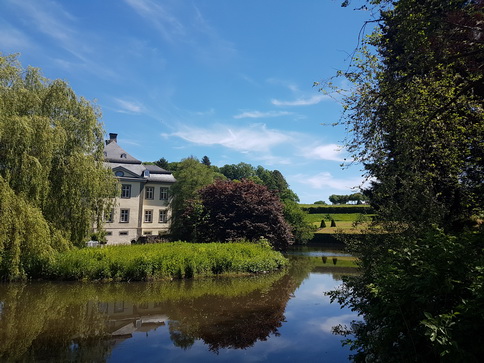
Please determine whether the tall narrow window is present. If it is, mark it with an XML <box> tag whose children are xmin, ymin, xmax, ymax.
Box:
<box><xmin>160</xmin><ymin>187</ymin><xmax>169</xmax><ymax>200</ymax></box>
<box><xmin>120</xmin><ymin>209</ymin><xmax>130</xmax><ymax>223</ymax></box>
<box><xmin>159</xmin><ymin>210</ymin><xmax>168</xmax><ymax>223</ymax></box>
<box><xmin>144</xmin><ymin>210</ymin><xmax>153</xmax><ymax>223</ymax></box>
<box><xmin>145</xmin><ymin>186</ymin><xmax>154</xmax><ymax>200</ymax></box>
<box><xmin>105</xmin><ymin>210</ymin><xmax>114</xmax><ymax>223</ymax></box>
<box><xmin>121</xmin><ymin>184</ymin><xmax>131</xmax><ymax>198</ymax></box>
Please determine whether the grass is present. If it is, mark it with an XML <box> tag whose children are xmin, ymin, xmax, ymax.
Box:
<box><xmin>305</xmin><ymin>213</ymin><xmax>375</xmax><ymax>234</ymax></box>
<box><xmin>44</xmin><ymin>241</ymin><xmax>287</xmax><ymax>281</ymax></box>
<box><xmin>315</xmin><ymin>255</ymin><xmax>358</xmax><ymax>268</ymax></box>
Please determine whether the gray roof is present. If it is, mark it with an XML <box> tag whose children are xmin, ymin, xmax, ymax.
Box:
<box><xmin>104</xmin><ymin>135</ymin><xmax>176</xmax><ymax>184</ymax></box>
<box><xmin>104</xmin><ymin>140</ymin><xmax>141</xmax><ymax>164</ymax></box>
<box><xmin>144</xmin><ymin>164</ymin><xmax>171</xmax><ymax>174</ymax></box>
<box><xmin>147</xmin><ymin>173</ymin><xmax>176</xmax><ymax>183</ymax></box>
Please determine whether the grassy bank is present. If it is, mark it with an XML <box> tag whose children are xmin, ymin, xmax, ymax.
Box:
<box><xmin>45</xmin><ymin>242</ymin><xmax>287</xmax><ymax>281</ymax></box>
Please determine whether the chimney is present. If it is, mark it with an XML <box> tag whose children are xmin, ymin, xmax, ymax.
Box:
<box><xmin>106</xmin><ymin>133</ymin><xmax>118</xmax><ymax>145</ymax></box>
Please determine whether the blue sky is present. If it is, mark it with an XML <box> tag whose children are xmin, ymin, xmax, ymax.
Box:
<box><xmin>0</xmin><ymin>0</ymin><xmax>376</xmax><ymax>203</ymax></box>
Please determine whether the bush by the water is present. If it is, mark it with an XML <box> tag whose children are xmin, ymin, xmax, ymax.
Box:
<box><xmin>45</xmin><ymin>242</ymin><xmax>287</xmax><ymax>281</ymax></box>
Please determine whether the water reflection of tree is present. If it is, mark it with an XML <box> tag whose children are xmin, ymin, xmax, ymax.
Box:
<box><xmin>164</xmin><ymin>275</ymin><xmax>294</xmax><ymax>352</ymax></box>
<box><xmin>0</xmin><ymin>256</ymin><xmax>319</xmax><ymax>360</ymax></box>
<box><xmin>0</xmin><ymin>283</ymin><xmax>111</xmax><ymax>362</ymax></box>
<box><xmin>162</xmin><ymin>257</ymin><xmax>317</xmax><ymax>352</ymax></box>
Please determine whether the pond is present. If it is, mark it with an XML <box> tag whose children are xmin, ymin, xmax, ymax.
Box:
<box><xmin>0</xmin><ymin>247</ymin><xmax>358</xmax><ymax>362</ymax></box>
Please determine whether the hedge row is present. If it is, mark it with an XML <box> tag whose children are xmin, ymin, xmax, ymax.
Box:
<box><xmin>300</xmin><ymin>205</ymin><xmax>375</xmax><ymax>214</ymax></box>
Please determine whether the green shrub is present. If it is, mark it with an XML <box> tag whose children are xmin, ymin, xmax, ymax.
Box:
<box><xmin>43</xmin><ymin>242</ymin><xmax>287</xmax><ymax>281</ymax></box>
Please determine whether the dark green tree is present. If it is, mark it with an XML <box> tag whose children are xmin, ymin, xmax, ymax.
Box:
<box><xmin>201</xmin><ymin>155</ymin><xmax>211</xmax><ymax>166</ymax></box>
<box><xmin>154</xmin><ymin>157</ymin><xmax>169</xmax><ymax>170</ymax></box>
<box><xmin>324</xmin><ymin>0</ymin><xmax>484</xmax><ymax>361</ymax></box>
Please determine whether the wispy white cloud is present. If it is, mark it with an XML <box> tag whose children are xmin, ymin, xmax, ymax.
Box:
<box><xmin>0</xmin><ymin>23</ymin><xmax>32</xmax><ymax>51</ymax></box>
<box><xmin>9</xmin><ymin>0</ymin><xmax>77</xmax><ymax>43</ymax></box>
<box><xmin>4</xmin><ymin>0</ymin><xmax>121</xmax><ymax>81</ymax></box>
<box><xmin>266</xmin><ymin>78</ymin><xmax>301</xmax><ymax>93</ymax></box>
<box><xmin>114</xmin><ymin>98</ymin><xmax>145</xmax><ymax>113</ymax></box>
<box><xmin>312</xmin><ymin>313</ymin><xmax>359</xmax><ymax>334</ymax></box>
<box><xmin>271</xmin><ymin>94</ymin><xmax>332</xmax><ymax>106</ymax></box>
<box><xmin>301</xmin><ymin>143</ymin><xmax>347</xmax><ymax>162</ymax></box>
<box><xmin>124</xmin><ymin>0</ymin><xmax>185</xmax><ymax>43</ymax></box>
<box><xmin>297</xmin><ymin>172</ymin><xmax>364</xmax><ymax>191</ymax></box>
<box><xmin>163</xmin><ymin>123</ymin><xmax>293</xmax><ymax>154</ymax></box>
<box><xmin>124</xmin><ymin>0</ymin><xmax>236</xmax><ymax>62</ymax></box>
<box><xmin>233</xmin><ymin>110</ymin><xmax>291</xmax><ymax>119</ymax></box>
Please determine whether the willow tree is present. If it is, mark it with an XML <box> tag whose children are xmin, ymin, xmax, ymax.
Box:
<box><xmin>323</xmin><ymin>1</ymin><xmax>484</xmax><ymax>361</ymax></box>
<box><xmin>0</xmin><ymin>53</ymin><xmax>116</xmax><ymax>279</ymax></box>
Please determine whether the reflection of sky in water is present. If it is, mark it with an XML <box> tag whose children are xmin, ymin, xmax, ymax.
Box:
<box><xmin>108</xmin><ymin>272</ymin><xmax>358</xmax><ymax>363</ymax></box>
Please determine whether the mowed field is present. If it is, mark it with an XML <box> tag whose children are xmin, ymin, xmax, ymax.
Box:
<box><xmin>304</xmin><ymin>212</ymin><xmax>374</xmax><ymax>234</ymax></box>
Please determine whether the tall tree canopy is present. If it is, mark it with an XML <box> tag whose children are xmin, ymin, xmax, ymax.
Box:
<box><xmin>324</xmin><ymin>1</ymin><xmax>484</xmax><ymax>361</ymax></box>
<box><xmin>219</xmin><ymin>163</ymin><xmax>313</xmax><ymax>244</ymax></box>
<box><xmin>189</xmin><ymin>179</ymin><xmax>294</xmax><ymax>250</ymax></box>
<box><xmin>0</xmin><ymin>53</ymin><xmax>117</xmax><ymax>280</ymax></box>
<box><xmin>169</xmin><ymin>157</ymin><xmax>225</xmax><ymax>241</ymax></box>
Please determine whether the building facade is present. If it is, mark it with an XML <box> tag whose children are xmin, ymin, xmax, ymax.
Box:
<box><xmin>103</xmin><ymin>133</ymin><xmax>176</xmax><ymax>244</ymax></box>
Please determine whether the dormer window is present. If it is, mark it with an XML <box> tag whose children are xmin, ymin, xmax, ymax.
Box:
<box><xmin>121</xmin><ymin>153</ymin><xmax>127</xmax><ymax>159</ymax></box>
<box><xmin>143</xmin><ymin>170</ymin><xmax>150</xmax><ymax>177</ymax></box>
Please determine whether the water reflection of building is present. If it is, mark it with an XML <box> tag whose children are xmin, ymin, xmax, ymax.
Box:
<box><xmin>90</xmin><ymin>301</ymin><xmax>168</xmax><ymax>338</ymax></box>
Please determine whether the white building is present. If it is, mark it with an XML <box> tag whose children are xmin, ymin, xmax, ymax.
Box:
<box><xmin>102</xmin><ymin>133</ymin><xmax>176</xmax><ymax>244</ymax></box>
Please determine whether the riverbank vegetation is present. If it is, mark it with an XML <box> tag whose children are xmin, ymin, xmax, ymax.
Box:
<box><xmin>323</xmin><ymin>0</ymin><xmax>484</xmax><ymax>361</ymax></box>
<box><xmin>45</xmin><ymin>242</ymin><xmax>287</xmax><ymax>281</ymax></box>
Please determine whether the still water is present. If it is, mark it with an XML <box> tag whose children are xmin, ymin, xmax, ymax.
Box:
<box><xmin>0</xmin><ymin>247</ymin><xmax>358</xmax><ymax>362</ymax></box>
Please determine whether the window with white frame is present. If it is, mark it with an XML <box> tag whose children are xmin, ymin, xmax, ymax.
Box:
<box><xmin>159</xmin><ymin>209</ymin><xmax>168</xmax><ymax>223</ymax></box>
<box><xmin>144</xmin><ymin>210</ymin><xmax>153</xmax><ymax>223</ymax></box>
<box><xmin>121</xmin><ymin>184</ymin><xmax>131</xmax><ymax>198</ymax></box>
<box><xmin>160</xmin><ymin>187</ymin><xmax>169</xmax><ymax>200</ymax></box>
<box><xmin>120</xmin><ymin>209</ymin><xmax>130</xmax><ymax>223</ymax></box>
<box><xmin>145</xmin><ymin>186</ymin><xmax>154</xmax><ymax>200</ymax></box>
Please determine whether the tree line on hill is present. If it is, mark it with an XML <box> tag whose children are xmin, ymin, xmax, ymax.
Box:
<box><xmin>328</xmin><ymin>193</ymin><xmax>367</xmax><ymax>205</ymax></box>
<box><xmin>148</xmin><ymin>158</ymin><xmax>314</xmax><ymax>249</ymax></box>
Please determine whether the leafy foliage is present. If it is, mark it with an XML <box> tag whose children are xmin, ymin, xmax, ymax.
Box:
<box><xmin>45</xmin><ymin>242</ymin><xmax>287</xmax><ymax>281</ymax></box>
<box><xmin>168</xmin><ymin>159</ymin><xmax>313</xmax><ymax>244</ymax></box>
<box><xmin>324</xmin><ymin>0</ymin><xmax>484</xmax><ymax>361</ymax></box>
<box><xmin>329</xmin><ymin>193</ymin><xmax>368</xmax><ymax>205</ymax></box>
<box><xmin>187</xmin><ymin>179</ymin><xmax>294</xmax><ymax>250</ymax></box>
<box><xmin>0</xmin><ymin>54</ymin><xmax>117</xmax><ymax>280</ymax></box>
<box><xmin>169</xmin><ymin>157</ymin><xmax>225</xmax><ymax>241</ymax></box>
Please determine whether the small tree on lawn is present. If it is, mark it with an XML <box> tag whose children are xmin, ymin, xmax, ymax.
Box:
<box><xmin>193</xmin><ymin>179</ymin><xmax>294</xmax><ymax>250</ymax></box>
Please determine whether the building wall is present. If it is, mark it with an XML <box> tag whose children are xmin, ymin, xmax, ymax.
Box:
<box><xmin>140</xmin><ymin>183</ymin><xmax>172</xmax><ymax>237</ymax></box>
<box><xmin>104</xmin><ymin>181</ymin><xmax>173</xmax><ymax>245</ymax></box>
